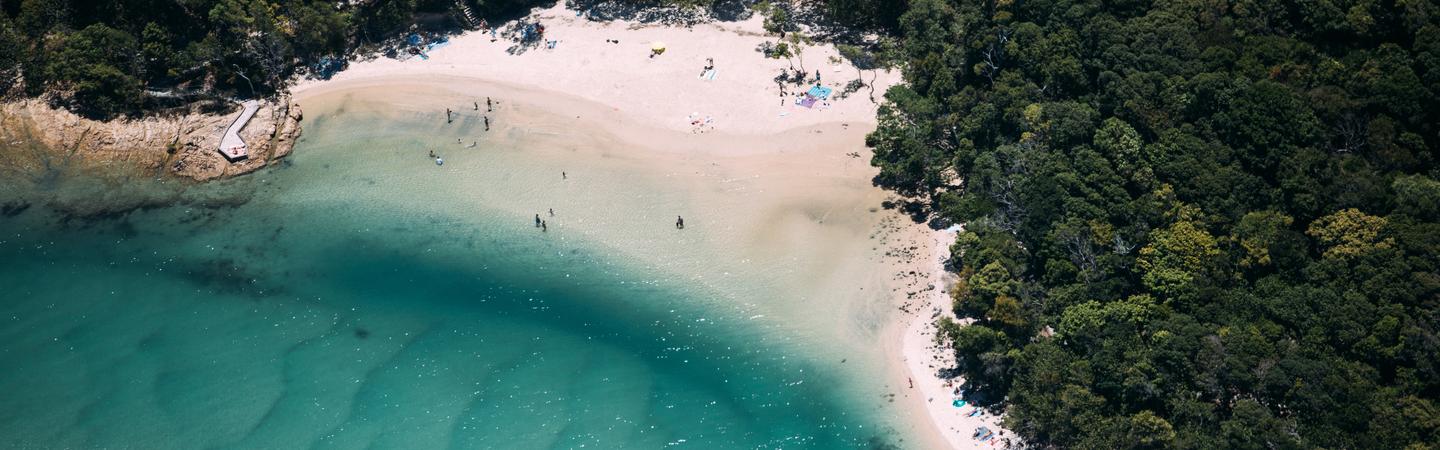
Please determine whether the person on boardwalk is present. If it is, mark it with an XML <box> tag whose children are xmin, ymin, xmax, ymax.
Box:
<box><xmin>675</xmin><ymin>216</ymin><xmax>685</xmax><ymax>229</ymax></box>
<box><xmin>535</xmin><ymin>214</ymin><xmax>542</xmax><ymax>227</ymax></box>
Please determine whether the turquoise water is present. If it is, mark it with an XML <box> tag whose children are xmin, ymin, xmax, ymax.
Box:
<box><xmin>0</xmin><ymin>88</ymin><xmax>905</xmax><ymax>448</ymax></box>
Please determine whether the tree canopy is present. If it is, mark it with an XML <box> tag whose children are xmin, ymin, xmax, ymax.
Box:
<box><xmin>874</xmin><ymin>0</ymin><xmax>1440</xmax><ymax>447</ymax></box>
<box><xmin>0</xmin><ymin>0</ymin><xmax>538</xmax><ymax>118</ymax></box>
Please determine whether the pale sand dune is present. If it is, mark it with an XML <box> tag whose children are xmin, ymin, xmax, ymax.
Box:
<box><xmin>289</xmin><ymin>5</ymin><xmax>1004</xmax><ymax>448</ymax></box>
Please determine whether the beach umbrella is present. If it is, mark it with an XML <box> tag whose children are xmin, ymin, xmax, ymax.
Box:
<box><xmin>651</xmin><ymin>41</ymin><xmax>666</xmax><ymax>54</ymax></box>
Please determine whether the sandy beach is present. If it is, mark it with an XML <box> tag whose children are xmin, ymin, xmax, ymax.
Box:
<box><xmin>293</xmin><ymin>5</ymin><xmax>897</xmax><ymax>135</ymax></box>
<box><xmin>891</xmin><ymin>227</ymin><xmax>1012</xmax><ymax>449</ymax></box>
<box><xmin>288</xmin><ymin>5</ymin><xmax>1000</xmax><ymax>448</ymax></box>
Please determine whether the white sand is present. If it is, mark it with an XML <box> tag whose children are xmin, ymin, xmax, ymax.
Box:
<box><xmin>894</xmin><ymin>227</ymin><xmax>1013</xmax><ymax>449</ymax></box>
<box><xmin>293</xmin><ymin>4</ymin><xmax>898</xmax><ymax>135</ymax></box>
<box><xmin>288</xmin><ymin>4</ymin><xmax>1009</xmax><ymax>448</ymax></box>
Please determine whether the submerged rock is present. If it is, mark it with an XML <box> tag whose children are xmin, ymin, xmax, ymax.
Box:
<box><xmin>0</xmin><ymin>98</ymin><xmax>303</xmax><ymax>219</ymax></box>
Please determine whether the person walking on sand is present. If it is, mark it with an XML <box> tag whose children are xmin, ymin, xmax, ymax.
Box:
<box><xmin>487</xmin><ymin>97</ymin><xmax>493</xmax><ymax>112</ymax></box>
<box><xmin>535</xmin><ymin>214</ymin><xmax>542</xmax><ymax>227</ymax></box>
<box><xmin>675</xmin><ymin>216</ymin><xmax>685</xmax><ymax>229</ymax></box>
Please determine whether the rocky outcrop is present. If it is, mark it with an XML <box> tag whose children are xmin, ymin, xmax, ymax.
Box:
<box><xmin>0</xmin><ymin>98</ymin><xmax>303</xmax><ymax>183</ymax></box>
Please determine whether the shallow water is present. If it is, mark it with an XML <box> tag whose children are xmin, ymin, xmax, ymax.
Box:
<box><xmin>0</xmin><ymin>85</ymin><xmax>909</xmax><ymax>448</ymax></box>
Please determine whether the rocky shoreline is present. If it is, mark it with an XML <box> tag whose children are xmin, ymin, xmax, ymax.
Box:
<box><xmin>0</xmin><ymin>98</ymin><xmax>303</xmax><ymax>222</ymax></box>
<box><xmin>0</xmin><ymin>97</ymin><xmax>302</xmax><ymax>183</ymax></box>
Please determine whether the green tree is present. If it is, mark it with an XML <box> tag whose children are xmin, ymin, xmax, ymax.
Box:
<box><xmin>1234</xmin><ymin>211</ymin><xmax>1295</xmax><ymax>268</ymax></box>
<box><xmin>289</xmin><ymin>0</ymin><xmax>350</xmax><ymax>59</ymax></box>
<box><xmin>140</xmin><ymin>22</ymin><xmax>175</xmax><ymax>80</ymax></box>
<box><xmin>1306</xmin><ymin>208</ymin><xmax>1392</xmax><ymax>260</ymax></box>
<box><xmin>1393</xmin><ymin>175</ymin><xmax>1440</xmax><ymax>220</ymax></box>
<box><xmin>45</xmin><ymin>24</ymin><xmax>143</xmax><ymax>118</ymax></box>
<box><xmin>1137</xmin><ymin>221</ymin><xmax>1219</xmax><ymax>298</ymax></box>
<box><xmin>0</xmin><ymin>15</ymin><xmax>22</xmax><ymax>94</ymax></box>
<box><xmin>17</xmin><ymin>0</ymin><xmax>70</xmax><ymax>36</ymax></box>
<box><xmin>1093</xmin><ymin>117</ymin><xmax>1145</xmax><ymax>175</ymax></box>
<box><xmin>1127</xmin><ymin>410</ymin><xmax>1176</xmax><ymax>448</ymax></box>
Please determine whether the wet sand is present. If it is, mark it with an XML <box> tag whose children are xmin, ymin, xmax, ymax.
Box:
<box><xmin>284</xmin><ymin>3</ymin><xmax>987</xmax><ymax>445</ymax></box>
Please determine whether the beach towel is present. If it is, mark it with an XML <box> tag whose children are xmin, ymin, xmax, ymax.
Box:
<box><xmin>798</xmin><ymin>97</ymin><xmax>817</xmax><ymax>108</ymax></box>
<box><xmin>807</xmin><ymin>85</ymin><xmax>834</xmax><ymax>100</ymax></box>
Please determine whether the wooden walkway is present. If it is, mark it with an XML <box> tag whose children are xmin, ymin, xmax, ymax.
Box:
<box><xmin>219</xmin><ymin>100</ymin><xmax>260</xmax><ymax>161</ymax></box>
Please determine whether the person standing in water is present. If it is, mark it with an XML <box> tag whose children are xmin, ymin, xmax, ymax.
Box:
<box><xmin>473</xmin><ymin>101</ymin><xmax>479</xmax><ymax>110</ymax></box>
<box><xmin>484</xmin><ymin>116</ymin><xmax>490</xmax><ymax>131</ymax></box>
<box><xmin>541</xmin><ymin>220</ymin><xmax>547</xmax><ymax>232</ymax></box>
<box><xmin>535</xmin><ymin>214</ymin><xmax>542</xmax><ymax>227</ymax></box>
<box><xmin>548</xmin><ymin>208</ymin><xmax>554</xmax><ymax>216</ymax></box>
<box><xmin>675</xmin><ymin>216</ymin><xmax>685</xmax><ymax>229</ymax></box>
<box><xmin>487</xmin><ymin>97</ymin><xmax>493</xmax><ymax>112</ymax></box>
<box><xmin>446</xmin><ymin>108</ymin><xmax>452</xmax><ymax>123</ymax></box>
<box><xmin>562</xmin><ymin>171</ymin><xmax>567</xmax><ymax>180</ymax></box>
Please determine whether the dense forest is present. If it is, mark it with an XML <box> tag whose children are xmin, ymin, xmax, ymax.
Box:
<box><xmin>0</xmin><ymin>0</ymin><xmax>543</xmax><ymax>119</ymax></box>
<box><xmin>864</xmin><ymin>0</ymin><xmax>1440</xmax><ymax>447</ymax></box>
